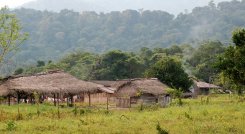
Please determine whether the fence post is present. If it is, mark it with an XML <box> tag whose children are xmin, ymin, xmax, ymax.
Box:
<box><xmin>8</xmin><ymin>95</ymin><xmax>10</xmax><ymax>106</ymax></box>
<box><xmin>129</xmin><ymin>97</ymin><xmax>131</xmax><ymax>108</ymax></box>
<box><xmin>53</xmin><ymin>94</ymin><xmax>56</xmax><ymax>106</ymax></box>
<box><xmin>88</xmin><ymin>92</ymin><xmax>91</xmax><ymax>107</ymax></box>
<box><xmin>106</xmin><ymin>94</ymin><xmax>109</xmax><ymax>110</ymax></box>
<box><xmin>17</xmin><ymin>92</ymin><xmax>20</xmax><ymax>104</ymax></box>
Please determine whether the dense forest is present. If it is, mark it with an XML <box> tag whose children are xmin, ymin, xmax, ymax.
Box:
<box><xmin>0</xmin><ymin>0</ymin><xmax>244</xmax><ymax>92</ymax></box>
<box><xmin>6</xmin><ymin>0</ymin><xmax>245</xmax><ymax>66</ymax></box>
<box><xmin>14</xmin><ymin>41</ymin><xmax>225</xmax><ymax>92</ymax></box>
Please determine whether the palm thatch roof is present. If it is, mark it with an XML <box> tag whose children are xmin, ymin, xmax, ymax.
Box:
<box><xmin>93</xmin><ymin>78</ymin><xmax>169</xmax><ymax>97</ymax></box>
<box><xmin>194</xmin><ymin>81</ymin><xmax>220</xmax><ymax>89</ymax></box>
<box><xmin>116</xmin><ymin>78</ymin><xmax>169</xmax><ymax>97</ymax></box>
<box><xmin>92</xmin><ymin>80</ymin><xmax>127</xmax><ymax>93</ymax></box>
<box><xmin>0</xmin><ymin>70</ymin><xmax>102</xmax><ymax>96</ymax></box>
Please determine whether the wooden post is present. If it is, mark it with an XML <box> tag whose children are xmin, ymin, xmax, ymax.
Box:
<box><xmin>129</xmin><ymin>97</ymin><xmax>131</xmax><ymax>108</ymax></box>
<box><xmin>24</xmin><ymin>96</ymin><xmax>27</xmax><ymax>103</ymax></box>
<box><xmin>71</xmin><ymin>95</ymin><xmax>74</xmax><ymax>107</ymax></box>
<box><xmin>57</xmin><ymin>93</ymin><xmax>60</xmax><ymax>118</ymax></box>
<box><xmin>57</xmin><ymin>93</ymin><xmax>60</xmax><ymax>107</ymax></box>
<box><xmin>106</xmin><ymin>94</ymin><xmax>109</xmax><ymax>110</ymax></box>
<box><xmin>8</xmin><ymin>95</ymin><xmax>10</xmax><ymax>106</ymax></box>
<box><xmin>88</xmin><ymin>92</ymin><xmax>91</xmax><ymax>107</ymax></box>
<box><xmin>31</xmin><ymin>96</ymin><xmax>34</xmax><ymax>105</ymax></box>
<box><xmin>66</xmin><ymin>95</ymin><xmax>69</xmax><ymax>107</ymax></box>
<box><xmin>17</xmin><ymin>92</ymin><xmax>20</xmax><ymax>104</ymax></box>
<box><xmin>53</xmin><ymin>94</ymin><xmax>56</xmax><ymax>106</ymax></box>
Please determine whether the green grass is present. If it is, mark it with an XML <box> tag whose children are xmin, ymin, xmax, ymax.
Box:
<box><xmin>0</xmin><ymin>94</ymin><xmax>245</xmax><ymax>134</ymax></box>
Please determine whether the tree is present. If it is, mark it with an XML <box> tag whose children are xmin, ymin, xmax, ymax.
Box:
<box><xmin>0</xmin><ymin>7</ymin><xmax>28</xmax><ymax>64</ymax></box>
<box><xmin>14</xmin><ymin>68</ymin><xmax>23</xmax><ymax>75</ymax></box>
<box><xmin>187</xmin><ymin>41</ymin><xmax>225</xmax><ymax>82</ymax></box>
<box><xmin>146</xmin><ymin>57</ymin><xmax>192</xmax><ymax>91</ymax></box>
<box><xmin>216</xmin><ymin>28</ymin><xmax>245</xmax><ymax>94</ymax></box>
<box><xmin>92</xmin><ymin>50</ymin><xmax>144</xmax><ymax>80</ymax></box>
<box><xmin>36</xmin><ymin>60</ymin><xmax>45</xmax><ymax>67</ymax></box>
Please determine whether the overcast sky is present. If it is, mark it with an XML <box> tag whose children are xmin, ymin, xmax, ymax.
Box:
<box><xmin>0</xmin><ymin>0</ymin><xmax>233</xmax><ymax>15</ymax></box>
<box><xmin>0</xmin><ymin>0</ymin><xmax>34</xmax><ymax>8</ymax></box>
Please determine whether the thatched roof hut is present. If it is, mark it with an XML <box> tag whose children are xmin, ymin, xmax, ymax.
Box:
<box><xmin>93</xmin><ymin>78</ymin><xmax>171</xmax><ymax>108</ymax></box>
<box><xmin>0</xmin><ymin>70</ymin><xmax>101</xmax><ymax>96</ymax></box>
<box><xmin>91</xmin><ymin>80</ymin><xmax>124</xmax><ymax>93</ymax></box>
<box><xmin>195</xmin><ymin>81</ymin><xmax>220</xmax><ymax>89</ymax></box>
<box><xmin>93</xmin><ymin>78</ymin><xmax>169</xmax><ymax>97</ymax></box>
<box><xmin>115</xmin><ymin>78</ymin><xmax>169</xmax><ymax>97</ymax></box>
<box><xmin>193</xmin><ymin>80</ymin><xmax>221</xmax><ymax>96</ymax></box>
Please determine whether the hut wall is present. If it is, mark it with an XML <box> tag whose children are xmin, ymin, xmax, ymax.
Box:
<box><xmin>115</xmin><ymin>86</ymin><xmax>137</xmax><ymax>98</ymax></box>
<box><xmin>115</xmin><ymin>94</ymin><xmax>171</xmax><ymax>108</ymax></box>
<box><xmin>116</xmin><ymin>97</ymin><xmax>131</xmax><ymax>108</ymax></box>
<box><xmin>193</xmin><ymin>84</ymin><xmax>201</xmax><ymax>96</ymax></box>
<box><xmin>193</xmin><ymin>84</ymin><xmax>210</xmax><ymax>96</ymax></box>
<box><xmin>200</xmin><ymin>88</ymin><xmax>210</xmax><ymax>95</ymax></box>
<box><xmin>158</xmin><ymin>95</ymin><xmax>171</xmax><ymax>107</ymax></box>
<box><xmin>139</xmin><ymin>94</ymin><xmax>157</xmax><ymax>105</ymax></box>
<box><xmin>84</xmin><ymin>93</ymin><xmax>114</xmax><ymax>104</ymax></box>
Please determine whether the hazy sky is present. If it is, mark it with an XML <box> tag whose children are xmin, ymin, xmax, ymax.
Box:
<box><xmin>0</xmin><ymin>0</ymin><xmax>233</xmax><ymax>15</ymax></box>
<box><xmin>0</xmin><ymin>0</ymin><xmax>35</xmax><ymax>8</ymax></box>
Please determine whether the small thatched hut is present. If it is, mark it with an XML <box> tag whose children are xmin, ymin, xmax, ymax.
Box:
<box><xmin>0</xmin><ymin>70</ymin><xmax>102</xmax><ymax>106</ymax></box>
<box><xmin>93</xmin><ymin>78</ymin><xmax>171</xmax><ymax>108</ymax></box>
<box><xmin>82</xmin><ymin>81</ymin><xmax>116</xmax><ymax>104</ymax></box>
<box><xmin>193</xmin><ymin>80</ymin><xmax>221</xmax><ymax>96</ymax></box>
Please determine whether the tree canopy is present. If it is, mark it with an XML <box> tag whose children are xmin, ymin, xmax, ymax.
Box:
<box><xmin>0</xmin><ymin>7</ymin><xmax>28</xmax><ymax>65</ymax></box>
<box><xmin>216</xmin><ymin>28</ymin><xmax>245</xmax><ymax>93</ymax></box>
<box><xmin>146</xmin><ymin>57</ymin><xmax>193</xmax><ymax>91</ymax></box>
<box><xmin>1</xmin><ymin>0</ymin><xmax>244</xmax><ymax>71</ymax></box>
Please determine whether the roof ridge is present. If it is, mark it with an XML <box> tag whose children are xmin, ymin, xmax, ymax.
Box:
<box><xmin>116</xmin><ymin>78</ymin><xmax>158</xmax><ymax>81</ymax></box>
<box><xmin>3</xmin><ymin>70</ymin><xmax>64</xmax><ymax>80</ymax></box>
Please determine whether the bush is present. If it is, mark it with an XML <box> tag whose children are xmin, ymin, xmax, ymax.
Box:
<box><xmin>156</xmin><ymin>123</ymin><xmax>168</xmax><ymax>134</ymax></box>
<box><xmin>6</xmin><ymin>120</ymin><xmax>17</xmax><ymax>131</ymax></box>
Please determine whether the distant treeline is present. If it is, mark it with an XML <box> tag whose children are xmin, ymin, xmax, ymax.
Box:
<box><xmin>15</xmin><ymin>41</ymin><xmax>225</xmax><ymax>91</ymax></box>
<box><xmin>8</xmin><ymin>0</ymin><xmax>245</xmax><ymax>65</ymax></box>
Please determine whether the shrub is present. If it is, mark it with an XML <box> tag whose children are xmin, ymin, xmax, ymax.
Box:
<box><xmin>156</xmin><ymin>123</ymin><xmax>168</xmax><ymax>134</ymax></box>
<box><xmin>6</xmin><ymin>120</ymin><xmax>17</xmax><ymax>131</ymax></box>
<box><xmin>80</xmin><ymin>109</ymin><xmax>85</xmax><ymax>115</ymax></box>
<box><xmin>72</xmin><ymin>105</ymin><xmax>78</xmax><ymax>116</ymax></box>
<box><xmin>184</xmin><ymin>112</ymin><xmax>192</xmax><ymax>120</ymax></box>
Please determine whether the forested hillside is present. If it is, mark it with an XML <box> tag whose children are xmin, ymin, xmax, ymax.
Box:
<box><xmin>2</xmin><ymin>0</ymin><xmax>245</xmax><ymax>73</ymax></box>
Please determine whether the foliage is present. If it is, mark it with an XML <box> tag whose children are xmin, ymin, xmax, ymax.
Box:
<box><xmin>232</xmin><ymin>28</ymin><xmax>245</xmax><ymax>47</ymax></box>
<box><xmin>91</xmin><ymin>50</ymin><xmax>144</xmax><ymax>80</ymax></box>
<box><xmin>187</xmin><ymin>41</ymin><xmax>225</xmax><ymax>82</ymax></box>
<box><xmin>6</xmin><ymin>120</ymin><xmax>17</xmax><ymax>131</ymax></box>
<box><xmin>166</xmin><ymin>88</ymin><xmax>183</xmax><ymax>106</ymax></box>
<box><xmin>216</xmin><ymin>28</ymin><xmax>245</xmax><ymax>94</ymax></box>
<box><xmin>0</xmin><ymin>6</ymin><xmax>28</xmax><ymax>65</ymax></box>
<box><xmin>36</xmin><ymin>60</ymin><xmax>45</xmax><ymax>67</ymax></box>
<box><xmin>33</xmin><ymin>92</ymin><xmax>40</xmax><ymax>116</ymax></box>
<box><xmin>0</xmin><ymin>0</ymin><xmax>244</xmax><ymax>74</ymax></box>
<box><xmin>213</xmin><ymin>72</ymin><xmax>237</xmax><ymax>92</ymax></box>
<box><xmin>14</xmin><ymin>68</ymin><xmax>23</xmax><ymax>75</ymax></box>
<box><xmin>146</xmin><ymin>57</ymin><xmax>192</xmax><ymax>91</ymax></box>
<box><xmin>156</xmin><ymin>122</ymin><xmax>169</xmax><ymax>134</ymax></box>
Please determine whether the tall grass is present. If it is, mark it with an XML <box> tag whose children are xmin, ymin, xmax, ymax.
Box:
<box><xmin>0</xmin><ymin>95</ymin><xmax>244</xmax><ymax>134</ymax></box>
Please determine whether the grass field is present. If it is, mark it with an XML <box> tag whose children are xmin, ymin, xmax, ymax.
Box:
<box><xmin>0</xmin><ymin>94</ymin><xmax>245</xmax><ymax>134</ymax></box>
